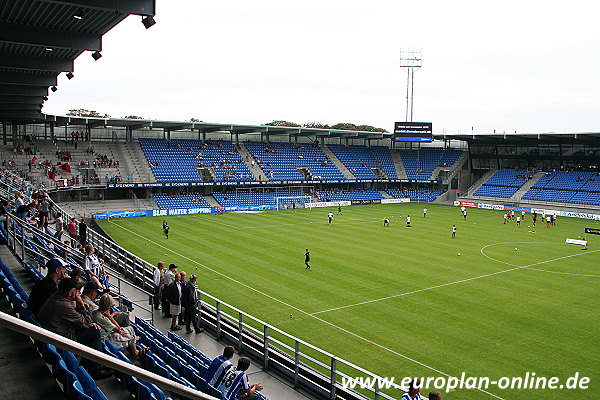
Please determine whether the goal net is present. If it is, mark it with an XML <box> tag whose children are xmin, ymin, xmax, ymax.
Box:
<box><xmin>276</xmin><ymin>195</ymin><xmax>313</xmax><ymax>211</ymax></box>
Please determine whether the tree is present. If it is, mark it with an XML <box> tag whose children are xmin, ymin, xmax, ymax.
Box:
<box><xmin>190</xmin><ymin>118</ymin><xmax>202</xmax><ymax>122</ymax></box>
<box><xmin>122</xmin><ymin>115</ymin><xmax>144</xmax><ymax>119</ymax></box>
<box><xmin>264</xmin><ymin>120</ymin><xmax>301</xmax><ymax>127</ymax></box>
<box><xmin>303</xmin><ymin>121</ymin><xmax>331</xmax><ymax>129</ymax></box>
<box><xmin>66</xmin><ymin>108</ymin><xmax>110</xmax><ymax>118</ymax></box>
<box><xmin>331</xmin><ymin>122</ymin><xmax>358</xmax><ymax>131</ymax></box>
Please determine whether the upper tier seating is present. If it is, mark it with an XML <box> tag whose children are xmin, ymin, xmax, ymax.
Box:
<box><xmin>212</xmin><ymin>189</ymin><xmax>306</xmax><ymax>207</ymax></box>
<box><xmin>314</xmin><ymin>188</ymin><xmax>383</xmax><ymax>202</ymax></box>
<box><xmin>139</xmin><ymin>138</ymin><xmax>252</xmax><ymax>183</ymax></box>
<box><xmin>398</xmin><ymin>148</ymin><xmax>462</xmax><ymax>180</ymax></box>
<box><xmin>327</xmin><ymin>145</ymin><xmax>397</xmax><ymax>179</ymax></box>
<box><xmin>153</xmin><ymin>194</ymin><xmax>211</xmax><ymax>209</ymax></box>
<box><xmin>245</xmin><ymin>142</ymin><xmax>345</xmax><ymax>181</ymax></box>
<box><xmin>385</xmin><ymin>188</ymin><xmax>444</xmax><ymax>202</ymax></box>
<box><xmin>523</xmin><ymin>171</ymin><xmax>600</xmax><ymax>205</ymax></box>
<box><xmin>474</xmin><ymin>169</ymin><xmax>531</xmax><ymax>198</ymax></box>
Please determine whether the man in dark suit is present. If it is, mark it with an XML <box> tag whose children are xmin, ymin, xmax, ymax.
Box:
<box><xmin>165</xmin><ymin>273</ymin><xmax>183</xmax><ymax>331</ymax></box>
<box><xmin>184</xmin><ymin>275</ymin><xmax>204</xmax><ymax>334</ymax></box>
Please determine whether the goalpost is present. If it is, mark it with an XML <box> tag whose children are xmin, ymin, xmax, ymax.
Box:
<box><xmin>276</xmin><ymin>195</ymin><xmax>313</xmax><ymax>211</ymax></box>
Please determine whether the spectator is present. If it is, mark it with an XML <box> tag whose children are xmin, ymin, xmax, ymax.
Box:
<box><xmin>165</xmin><ymin>273</ymin><xmax>183</xmax><ymax>331</ymax></box>
<box><xmin>153</xmin><ymin>261</ymin><xmax>165</xmax><ymax>310</ymax></box>
<box><xmin>0</xmin><ymin>199</ymin><xmax>8</xmax><ymax>228</ymax></box>
<box><xmin>178</xmin><ymin>271</ymin><xmax>187</xmax><ymax>324</ymax></box>
<box><xmin>400</xmin><ymin>379</ymin><xmax>426</xmax><ymax>400</ymax></box>
<box><xmin>84</xmin><ymin>244</ymin><xmax>108</xmax><ymax>290</ymax></box>
<box><xmin>81</xmin><ymin>281</ymin><xmax>101</xmax><ymax>311</ymax></box>
<box><xmin>184</xmin><ymin>274</ymin><xmax>204</xmax><ymax>334</ymax></box>
<box><xmin>205</xmin><ymin>346</ymin><xmax>235</xmax><ymax>387</ymax></box>
<box><xmin>79</xmin><ymin>218</ymin><xmax>88</xmax><ymax>246</ymax></box>
<box><xmin>67</xmin><ymin>217</ymin><xmax>78</xmax><ymax>246</ymax></box>
<box><xmin>428</xmin><ymin>391</ymin><xmax>442</xmax><ymax>400</ymax></box>
<box><xmin>93</xmin><ymin>294</ymin><xmax>147</xmax><ymax>359</ymax></box>
<box><xmin>37</xmin><ymin>278</ymin><xmax>112</xmax><ymax>380</ymax></box>
<box><xmin>53</xmin><ymin>212</ymin><xmax>64</xmax><ymax>241</ymax></box>
<box><xmin>27</xmin><ymin>258</ymin><xmax>71</xmax><ymax>316</ymax></box>
<box><xmin>71</xmin><ymin>267</ymin><xmax>86</xmax><ymax>290</ymax></box>
<box><xmin>162</xmin><ymin>264</ymin><xmax>177</xmax><ymax>317</ymax></box>
<box><xmin>218</xmin><ymin>357</ymin><xmax>263</xmax><ymax>400</ymax></box>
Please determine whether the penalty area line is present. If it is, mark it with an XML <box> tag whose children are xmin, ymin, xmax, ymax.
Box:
<box><xmin>107</xmin><ymin>221</ymin><xmax>506</xmax><ymax>400</ymax></box>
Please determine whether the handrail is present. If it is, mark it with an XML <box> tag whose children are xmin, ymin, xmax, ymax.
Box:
<box><xmin>4</xmin><ymin>176</ymin><xmax>406</xmax><ymax>399</ymax></box>
<box><xmin>2</xmin><ymin>209</ymin><xmax>154</xmax><ymax>324</ymax></box>
<box><xmin>0</xmin><ymin>311</ymin><xmax>217</xmax><ymax>400</ymax></box>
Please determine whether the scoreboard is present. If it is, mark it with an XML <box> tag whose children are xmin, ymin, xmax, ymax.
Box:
<box><xmin>393</xmin><ymin>122</ymin><xmax>433</xmax><ymax>142</ymax></box>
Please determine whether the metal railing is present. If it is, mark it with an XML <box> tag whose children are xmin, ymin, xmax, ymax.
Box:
<box><xmin>14</xmin><ymin>186</ymin><xmax>407</xmax><ymax>400</ymax></box>
<box><xmin>2</xmin><ymin>211</ymin><xmax>154</xmax><ymax>325</ymax></box>
<box><xmin>0</xmin><ymin>311</ymin><xmax>217</xmax><ymax>400</ymax></box>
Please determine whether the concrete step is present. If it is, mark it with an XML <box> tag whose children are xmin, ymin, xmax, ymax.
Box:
<box><xmin>390</xmin><ymin>149</ymin><xmax>408</xmax><ymax>180</ymax></box>
<box><xmin>321</xmin><ymin>145</ymin><xmax>354</xmax><ymax>179</ymax></box>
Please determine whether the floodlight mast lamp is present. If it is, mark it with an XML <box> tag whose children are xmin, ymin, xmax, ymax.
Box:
<box><xmin>399</xmin><ymin>48</ymin><xmax>422</xmax><ymax>122</ymax></box>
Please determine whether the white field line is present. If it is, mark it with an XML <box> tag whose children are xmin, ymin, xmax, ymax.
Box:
<box><xmin>311</xmin><ymin>243</ymin><xmax>600</xmax><ymax>315</ymax></box>
<box><xmin>108</xmin><ymin>221</ymin><xmax>506</xmax><ymax>400</ymax></box>
<box><xmin>479</xmin><ymin>241</ymin><xmax>600</xmax><ymax>278</ymax></box>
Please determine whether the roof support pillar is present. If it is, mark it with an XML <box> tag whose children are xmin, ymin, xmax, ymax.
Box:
<box><xmin>126</xmin><ymin>126</ymin><xmax>133</xmax><ymax>144</ymax></box>
<box><xmin>2</xmin><ymin>123</ymin><xmax>6</xmax><ymax>146</ymax></box>
<box><xmin>12</xmin><ymin>123</ymin><xmax>18</xmax><ymax>145</ymax></box>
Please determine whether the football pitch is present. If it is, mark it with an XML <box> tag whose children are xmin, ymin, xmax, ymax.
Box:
<box><xmin>98</xmin><ymin>203</ymin><xmax>599</xmax><ymax>400</ymax></box>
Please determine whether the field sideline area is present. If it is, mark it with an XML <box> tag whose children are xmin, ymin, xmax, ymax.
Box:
<box><xmin>98</xmin><ymin>203</ymin><xmax>599</xmax><ymax>400</ymax></box>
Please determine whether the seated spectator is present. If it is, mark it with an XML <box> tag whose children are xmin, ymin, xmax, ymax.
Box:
<box><xmin>81</xmin><ymin>281</ymin><xmax>100</xmax><ymax>311</ymax></box>
<box><xmin>428</xmin><ymin>391</ymin><xmax>442</xmax><ymax>400</ymax></box>
<box><xmin>93</xmin><ymin>294</ymin><xmax>147</xmax><ymax>359</ymax></box>
<box><xmin>37</xmin><ymin>278</ymin><xmax>112</xmax><ymax>380</ymax></box>
<box><xmin>218</xmin><ymin>357</ymin><xmax>263</xmax><ymax>400</ymax></box>
<box><xmin>71</xmin><ymin>267</ymin><xmax>86</xmax><ymax>290</ymax></box>
<box><xmin>27</xmin><ymin>258</ymin><xmax>71</xmax><ymax>316</ymax></box>
<box><xmin>400</xmin><ymin>379</ymin><xmax>426</xmax><ymax>400</ymax></box>
<box><xmin>82</xmin><ymin>281</ymin><xmax>130</xmax><ymax>327</ymax></box>
<box><xmin>205</xmin><ymin>346</ymin><xmax>235</xmax><ymax>387</ymax></box>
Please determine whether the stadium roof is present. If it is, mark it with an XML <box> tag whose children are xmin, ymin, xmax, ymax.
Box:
<box><xmin>435</xmin><ymin>132</ymin><xmax>600</xmax><ymax>145</ymax></box>
<box><xmin>40</xmin><ymin>114</ymin><xmax>395</xmax><ymax>140</ymax></box>
<box><xmin>0</xmin><ymin>0</ymin><xmax>155</xmax><ymax>122</ymax></box>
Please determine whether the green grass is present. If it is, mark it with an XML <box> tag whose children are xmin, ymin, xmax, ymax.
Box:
<box><xmin>98</xmin><ymin>203</ymin><xmax>600</xmax><ymax>400</ymax></box>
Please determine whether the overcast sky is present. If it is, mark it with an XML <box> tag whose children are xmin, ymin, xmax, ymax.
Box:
<box><xmin>43</xmin><ymin>0</ymin><xmax>600</xmax><ymax>135</ymax></box>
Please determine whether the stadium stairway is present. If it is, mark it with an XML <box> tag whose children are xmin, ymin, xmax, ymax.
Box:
<box><xmin>390</xmin><ymin>150</ymin><xmax>408</xmax><ymax>180</ymax></box>
<box><xmin>320</xmin><ymin>145</ymin><xmax>355</xmax><ymax>180</ymax></box>
<box><xmin>119</xmin><ymin>142</ymin><xmax>156</xmax><ymax>183</ymax></box>
<box><xmin>379</xmin><ymin>190</ymin><xmax>394</xmax><ymax>199</ymax></box>
<box><xmin>432</xmin><ymin>151</ymin><xmax>469</xmax><ymax>183</ymax></box>
<box><xmin>203</xmin><ymin>194</ymin><xmax>221</xmax><ymax>207</ymax></box>
<box><xmin>465</xmin><ymin>168</ymin><xmax>498</xmax><ymax>196</ymax></box>
<box><xmin>237</xmin><ymin>144</ymin><xmax>268</xmax><ymax>181</ymax></box>
<box><xmin>508</xmin><ymin>171</ymin><xmax>545</xmax><ymax>201</ymax></box>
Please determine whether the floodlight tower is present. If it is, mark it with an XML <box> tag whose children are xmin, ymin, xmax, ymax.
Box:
<box><xmin>399</xmin><ymin>48</ymin><xmax>422</xmax><ymax>122</ymax></box>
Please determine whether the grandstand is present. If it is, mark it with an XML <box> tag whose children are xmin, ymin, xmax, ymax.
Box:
<box><xmin>1</xmin><ymin>2</ymin><xmax>600</xmax><ymax>400</ymax></box>
<box><xmin>244</xmin><ymin>142</ymin><xmax>345</xmax><ymax>181</ymax></box>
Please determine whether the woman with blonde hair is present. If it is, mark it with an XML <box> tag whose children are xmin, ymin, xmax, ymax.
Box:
<box><xmin>93</xmin><ymin>294</ymin><xmax>147</xmax><ymax>359</ymax></box>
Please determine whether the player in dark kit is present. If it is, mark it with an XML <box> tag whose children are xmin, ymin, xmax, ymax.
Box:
<box><xmin>163</xmin><ymin>222</ymin><xmax>170</xmax><ymax>239</ymax></box>
<box><xmin>304</xmin><ymin>249</ymin><xmax>311</xmax><ymax>269</ymax></box>
<box><xmin>337</xmin><ymin>205</ymin><xmax>342</xmax><ymax>215</ymax></box>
